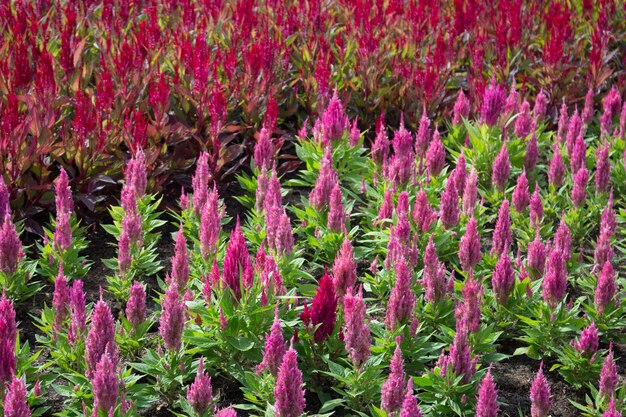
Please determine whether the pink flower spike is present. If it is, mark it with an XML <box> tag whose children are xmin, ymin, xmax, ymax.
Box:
<box><xmin>459</xmin><ymin>217</ymin><xmax>481</xmax><ymax>272</ymax></box>
<box><xmin>453</xmin><ymin>90</ymin><xmax>470</xmax><ymax>125</ymax></box>
<box><xmin>381</xmin><ymin>336</ymin><xmax>406</xmax><ymax>413</ymax></box>
<box><xmin>492</xmin><ymin>143</ymin><xmax>510</xmax><ymax>192</ymax></box>
<box><xmin>4</xmin><ymin>376</ymin><xmax>30</xmax><ymax>417</ymax></box>
<box><xmin>187</xmin><ymin>357</ymin><xmax>213</xmax><ymax>415</ymax></box>
<box><xmin>530</xmin><ymin>363</ymin><xmax>551</xmax><ymax>417</ymax></box>
<box><xmin>274</xmin><ymin>342</ymin><xmax>305</xmax><ymax>417</ymax></box>
<box><xmin>512</xmin><ymin>170</ymin><xmax>530</xmax><ymax>212</ymax></box>
<box><xmin>399</xmin><ymin>378</ymin><xmax>422</xmax><ymax>417</ymax></box>
<box><xmin>159</xmin><ymin>283</ymin><xmax>185</xmax><ymax>352</ymax></box>
<box><xmin>332</xmin><ymin>237</ymin><xmax>357</xmax><ymax>297</ymax></box>
<box><xmin>476</xmin><ymin>366</ymin><xmax>498</xmax><ymax>417</ymax></box>
<box><xmin>599</xmin><ymin>343</ymin><xmax>617</xmax><ymax>399</ymax></box>
<box><xmin>257</xmin><ymin>310</ymin><xmax>286</xmax><ymax>376</ymax></box>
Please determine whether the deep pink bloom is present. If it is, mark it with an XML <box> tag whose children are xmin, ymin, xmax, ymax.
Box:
<box><xmin>601</xmin><ymin>87</ymin><xmax>622</xmax><ymax>128</ymax></box>
<box><xmin>0</xmin><ymin>214</ymin><xmax>24</xmax><ymax>275</ymax></box>
<box><xmin>548</xmin><ymin>142</ymin><xmax>566</xmax><ymax>187</ymax></box>
<box><xmin>525</xmin><ymin>132</ymin><xmax>539</xmax><ymax>172</ymax></box>
<box><xmin>254</xmin><ymin>127</ymin><xmax>273</xmax><ymax>171</ymax></box>
<box><xmin>413</xmin><ymin>188</ymin><xmax>437</xmax><ymax>231</ymax></box>
<box><xmin>381</xmin><ymin>337</ymin><xmax>406</xmax><ymax>413</ymax></box>
<box><xmin>118</xmin><ymin>228</ymin><xmax>131</xmax><ymax>275</ymax></box>
<box><xmin>53</xmin><ymin>210</ymin><xmax>72</xmax><ymax>252</ymax></box>
<box><xmin>599</xmin><ymin>343</ymin><xmax>617</xmax><ymax>398</ymax></box>
<box><xmin>168</xmin><ymin>224</ymin><xmax>190</xmax><ymax>293</ymax></box>
<box><xmin>505</xmin><ymin>84</ymin><xmax>520</xmax><ymax>116</ymax></box>
<box><xmin>68</xmin><ymin>280</ymin><xmax>86</xmax><ymax>345</ymax></box>
<box><xmin>308</xmin><ymin>269</ymin><xmax>337</xmax><ymax>342</ymax></box>
<box><xmin>533</xmin><ymin>90</ymin><xmax>547</xmax><ymax>119</ymax></box>
<box><xmin>187</xmin><ymin>357</ymin><xmax>213</xmax><ymax>414</ymax></box>
<box><xmin>492</xmin><ymin>252</ymin><xmax>514</xmax><ymax>305</ymax></box>
<box><xmin>222</xmin><ymin>219</ymin><xmax>252</xmax><ymax>300</ymax></box>
<box><xmin>491</xmin><ymin>200</ymin><xmax>512</xmax><ymax>257</ymax></box>
<box><xmin>527</xmin><ymin>230</ymin><xmax>546</xmax><ymax>278</ymax></box>
<box><xmin>160</xmin><ymin>283</ymin><xmax>185</xmax><ymax>351</ymax></box>
<box><xmin>422</xmin><ymin>236</ymin><xmax>451</xmax><ymax>304</ymax></box>
<box><xmin>462</xmin><ymin>168</ymin><xmax>478</xmax><ymax>215</ymax></box>
<box><xmin>215</xmin><ymin>407</ymin><xmax>237</xmax><ymax>417</ymax></box>
<box><xmin>0</xmin><ymin>294</ymin><xmax>17</xmax><ymax>387</ymax></box>
<box><xmin>557</xmin><ymin>100</ymin><xmax>569</xmax><ymax>143</ymax></box>
<box><xmin>125</xmin><ymin>149</ymin><xmax>148</xmax><ymax>198</ymax></box>
<box><xmin>415</xmin><ymin>109</ymin><xmax>430</xmax><ymax>158</ymax></box>
<box><xmin>200</xmin><ymin>185</ymin><xmax>221</xmax><ymax>258</ymax></box>
<box><xmin>55</xmin><ymin>168</ymin><xmax>74</xmax><ymax>216</ymax></box>
<box><xmin>85</xmin><ymin>299</ymin><xmax>117</xmax><ymax>378</ymax></box>
<box><xmin>515</xmin><ymin>100</ymin><xmax>532</xmax><ymax>138</ymax></box>
<box><xmin>91</xmin><ymin>350</ymin><xmax>119</xmax><ymax>415</ymax></box>
<box><xmin>476</xmin><ymin>366</ymin><xmax>498</xmax><ymax>417</ymax></box>
<box><xmin>256</xmin><ymin>166</ymin><xmax>269</xmax><ymax>212</ymax></box>
<box><xmin>399</xmin><ymin>379</ymin><xmax>422</xmax><ymax>417</ymax></box>
<box><xmin>327</xmin><ymin>183</ymin><xmax>345</xmax><ymax>232</ymax></box>
<box><xmin>371</xmin><ymin>122</ymin><xmax>390</xmax><ymax>166</ymax></box>
<box><xmin>582</xmin><ymin>88</ymin><xmax>594</xmax><ymax>124</ymax></box>
<box><xmin>343</xmin><ymin>286</ymin><xmax>371</xmax><ymax>367</ymax></box>
<box><xmin>566</xmin><ymin>109</ymin><xmax>583</xmax><ymax>157</ymax></box>
<box><xmin>321</xmin><ymin>91</ymin><xmax>349</xmax><ymax>143</ymax></box>
<box><xmin>569</xmin><ymin>134</ymin><xmax>587</xmax><ymax>175</ymax></box>
<box><xmin>274</xmin><ymin>344</ymin><xmax>306</xmax><ymax>417</ymax></box>
<box><xmin>333</xmin><ymin>238</ymin><xmax>357</xmax><ymax>297</ymax></box>
<box><xmin>554</xmin><ymin>215</ymin><xmax>572</xmax><ymax>261</ymax></box>
<box><xmin>378</xmin><ymin>188</ymin><xmax>394</xmax><ymax>224</ymax></box>
<box><xmin>310</xmin><ymin>149</ymin><xmax>338</xmax><ymax>210</ymax></box>
<box><xmin>459</xmin><ymin>217</ymin><xmax>481</xmax><ymax>271</ymax></box>
<box><xmin>453</xmin><ymin>90</ymin><xmax>470</xmax><ymax>125</ymax></box>
<box><xmin>529</xmin><ymin>183</ymin><xmax>543</xmax><ymax>227</ymax></box>
<box><xmin>192</xmin><ymin>152</ymin><xmax>211</xmax><ymax>215</ymax></box>
<box><xmin>480</xmin><ymin>79</ymin><xmax>506</xmax><ymax>126</ymax></box>
<box><xmin>426</xmin><ymin>129</ymin><xmax>446</xmax><ymax>176</ymax></box>
<box><xmin>440</xmin><ymin>176</ymin><xmax>460</xmax><ymax>229</ymax></box>
<box><xmin>542</xmin><ymin>250</ymin><xmax>568</xmax><ymax>309</ymax></box>
<box><xmin>530</xmin><ymin>363</ymin><xmax>551</xmax><ymax>417</ymax></box>
<box><xmin>492</xmin><ymin>143</ymin><xmax>510</xmax><ymax>192</ymax></box>
<box><xmin>453</xmin><ymin>152</ymin><xmax>467</xmax><ymax>196</ymax></box>
<box><xmin>602</xmin><ymin>398</ymin><xmax>622</xmax><ymax>417</ymax></box>
<box><xmin>53</xmin><ymin>265</ymin><xmax>69</xmax><ymax>331</ymax></box>
<box><xmin>386</xmin><ymin>259</ymin><xmax>416</xmax><ymax>330</ymax></box>
<box><xmin>601</xmin><ymin>190</ymin><xmax>616</xmax><ymax>236</ymax></box>
<box><xmin>4</xmin><ymin>377</ymin><xmax>30</xmax><ymax>417</ymax></box>
<box><xmin>573</xmin><ymin>322</ymin><xmax>598</xmax><ymax>357</ymax></box>
<box><xmin>594</xmin><ymin>229</ymin><xmax>613</xmax><ymax>269</ymax></box>
<box><xmin>126</xmin><ymin>281</ymin><xmax>147</xmax><ymax>329</ymax></box>
<box><xmin>571</xmin><ymin>167</ymin><xmax>589</xmax><ymax>208</ymax></box>
<box><xmin>257</xmin><ymin>311</ymin><xmax>286</xmax><ymax>376</ymax></box>
<box><xmin>512</xmin><ymin>170</ymin><xmax>530</xmax><ymax>212</ymax></box>
<box><xmin>390</xmin><ymin>119</ymin><xmax>416</xmax><ymax>185</ymax></box>
<box><xmin>595</xmin><ymin>143</ymin><xmax>610</xmax><ymax>193</ymax></box>
<box><xmin>349</xmin><ymin>118</ymin><xmax>360</xmax><ymax>146</ymax></box>
<box><xmin>460</xmin><ymin>274</ymin><xmax>483</xmax><ymax>333</ymax></box>
<box><xmin>438</xmin><ymin>314</ymin><xmax>477</xmax><ymax>383</ymax></box>
<box><xmin>595</xmin><ymin>261</ymin><xmax>617</xmax><ymax>315</ymax></box>
<box><xmin>0</xmin><ymin>177</ymin><xmax>10</xmax><ymax>220</ymax></box>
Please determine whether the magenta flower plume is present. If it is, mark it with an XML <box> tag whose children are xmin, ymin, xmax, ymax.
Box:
<box><xmin>371</xmin><ymin>121</ymin><xmax>390</xmax><ymax>166</ymax></box>
<box><xmin>426</xmin><ymin>129</ymin><xmax>446</xmax><ymax>177</ymax></box>
<box><xmin>0</xmin><ymin>177</ymin><xmax>10</xmax><ymax>222</ymax></box>
<box><xmin>459</xmin><ymin>217</ymin><xmax>481</xmax><ymax>271</ymax></box>
<box><xmin>53</xmin><ymin>264</ymin><xmax>69</xmax><ymax>332</ymax></box>
<box><xmin>480</xmin><ymin>78</ymin><xmax>506</xmax><ymax>126</ymax></box>
<box><xmin>542</xmin><ymin>249</ymin><xmax>568</xmax><ymax>309</ymax></box>
<box><xmin>0</xmin><ymin>294</ymin><xmax>17</xmax><ymax>388</ymax></box>
<box><xmin>515</xmin><ymin>100</ymin><xmax>533</xmax><ymax>138</ymax></box>
<box><xmin>200</xmin><ymin>184</ymin><xmax>221</xmax><ymax>259</ymax></box>
<box><xmin>378</xmin><ymin>188</ymin><xmax>394</xmax><ymax>224</ymax></box>
<box><xmin>91</xmin><ymin>350</ymin><xmax>119</xmax><ymax>415</ymax></box>
<box><xmin>274</xmin><ymin>343</ymin><xmax>306</xmax><ymax>417</ymax></box>
<box><xmin>491</xmin><ymin>200</ymin><xmax>512</xmax><ymax>257</ymax></box>
<box><xmin>548</xmin><ymin>142</ymin><xmax>566</xmax><ymax>187</ymax></box>
<box><xmin>574</xmin><ymin>322</ymin><xmax>598</xmax><ymax>357</ymax></box>
<box><xmin>0</xmin><ymin>215</ymin><xmax>24</xmax><ymax>275</ymax></box>
<box><xmin>68</xmin><ymin>280</ymin><xmax>86</xmax><ymax>345</ymax></box>
<box><xmin>327</xmin><ymin>183</ymin><xmax>345</xmax><ymax>232</ymax></box>
<box><xmin>254</xmin><ymin>127</ymin><xmax>273</xmax><ymax>171</ymax></box>
<box><xmin>460</xmin><ymin>273</ymin><xmax>483</xmax><ymax>333</ymax></box>
<box><xmin>187</xmin><ymin>357</ymin><xmax>213</xmax><ymax>415</ymax></box>
<box><xmin>413</xmin><ymin>188</ymin><xmax>437</xmax><ymax>232</ymax></box>
<box><xmin>55</xmin><ymin>168</ymin><xmax>74</xmax><ymax>216</ymax></box>
<box><xmin>603</xmin><ymin>398</ymin><xmax>622</xmax><ymax>417</ymax></box>
<box><xmin>582</xmin><ymin>88</ymin><xmax>594</xmax><ymax>124</ymax></box>
<box><xmin>492</xmin><ymin>143</ymin><xmax>510</xmax><ymax>192</ymax></box>
<box><xmin>533</xmin><ymin>90</ymin><xmax>547</xmax><ymax>119</ymax></box>
<box><xmin>557</xmin><ymin>100</ymin><xmax>569</xmax><ymax>143</ymax></box>
<box><xmin>525</xmin><ymin>132</ymin><xmax>539</xmax><ymax>172</ymax></box>
<box><xmin>505</xmin><ymin>84</ymin><xmax>520</xmax><ymax>116</ymax></box>
<box><xmin>125</xmin><ymin>149</ymin><xmax>147</xmax><ymax>198</ymax></box>
<box><xmin>440</xmin><ymin>314</ymin><xmax>478</xmax><ymax>383</ymax></box>
<box><xmin>215</xmin><ymin>407</ymin><xmax>237</xmax><ymax>417</ymax></box>
<box><xmin>476</xmin><ymin>366</ymin><xmax>498</xmax><ymax>417</ymax></box>
<box><xmin>566</xmin><ymin>109</ymin><xmax>583</xmax><ymax>157</ymax></box>
<box><xmin>529</xmin><ymin>183</ymin><xmax>543</xmax><ymax>228</ymax></box>
<box><xmin>321</xmin><ymin>90</ymin><xmax>349</xmax><ymax>143</ymax></box>
<box><xmin>159</xmin><ymin>283</ymin><xmax>185</xmax><ymax>351</ymax></box>
<box><xmin>422</xmin><ymin>235</ymin><xmax>450</xmax><ymax>304</ymax></box>
<box><xmin>453</xmin><ymin>152</ymin><xmax>468</xmax><ymax>196</ymax></box>
<box><xmin>399</xmin><ymin>379</ymin><xmax>422</xmax><ymax>417</ymax></box>
<box><xmin>390</xmin><ymin>118</ymin><xmax>416</xmax><ymax>185</ymax></box>
<box><xmin>381</xmin><ymin>337</ymin><xmax>406</xmax><ymax>413</ymax></box>
<box><xmin>309</xmin><ymin>268</ymin><xmax>338</xmax><ymax>342</ymax></box>
<box><xmin>118</xmin><ymin>228</ymin><xmax>131</xmax><ymax>275</ymax></box>
<box><xmin>333</xmin><ymin>238</ymin><xmax>357</xmax><ymax>297</ymax></box>
<box><xmin>440</xmin><ymin>175</ymin><xmax>460</xmax><ymax>229</ymax></box>
<box><xmin>571</xmin><ymin>167</ymin><xmax>589</xmax><ymax>208</ymax></box>
<box><xmin>594</xmin><ymin>230</ymin><xmax>613</xmax><ymax>270</ymax></box>
<box><xmin>343</xmin><ymin>286</ymin><xmax>371</xmax><ymax>367</ymax></box>
<box><xmin>256</xmin><ymin>166</ymin><xmax>269</xmax><ymax>212</ymax></box>
<box><xmin>192</xmin><ymin>152</ymin><xmax>211</xmax><ymax>215</ymax></box>
<box><xmin>530</xmin><ymin>363</ymin><xmax>552</xmax><ymax>417</ymax></box>
<box><xmin>527</xmin><ymin>229</ymin><xmax>546</xmax><ymax>278</ymax></box>
<box><xmin>453</xmin><ymin>91</ymin><xmax>470</xmax><ymax>125</ymax></box>
<box><xmin>85</xmin><ymin>299</ymin><xmax>117</xmax><ymax>378</ymax></box>
<box><xmin>599</xmin><ymin>343</ymin><xmax>618</xmax><ymax>399</ymax></box>
<box><xmin>601</xmin><ymin>190</ymin><xmax>616</xmax><ymax>237</ymax></box>
<box><xmin>415</xmin><ymin>109</ymin><xmax>431</xmax><ymax>158</ymax></box>
<box><xmin>595</xmin><ymin>143</ymin><xmax>610</xmax><ymax>193</ymax></box>
<box><xmin>310</xmin><ymin>148</ymin><xmax>338</xmax><ymax>210</ymax></box>
<box><xmin>595</xmin><ymin>261</ymin><xmax>617</xmax><ymax>315</ymax></box>
<box><xmin>349</xmin><ymin>118</ymin><xmax>360</xmax><ymax>146</ymax></box>
<box><xmin>4</xmin><ymin>376</ymin><xmax>30</xmax><ymax>417</ymax></box>
<box><xmin>462</xmin><ymin>168</ymin><xmax>478</xmax><ymax>215</ymax></box>
<box><xmin>257</xmin><ymin>310</ymin><xmax>286</xmax><ymax>376</ymax></box>
<box><xmin>554</xmin><ymin>215</ymin><xmax>572</xmax><ymax>261</ymax></box>
<box><xmin>222</xmin><ymin>218</ymin><xmax>252</xmax><ymax>300</ymax></box>
<box><xmin>168</xmin><ymin>224</ymin><xmax>189</xmax><ymax>293</ymax></box>
<box><xmin>512</xmin><ymin>170</ymin><xmax>530</xmax><ymax>212</ymax></box>
<box><xmin>126</xmin><ymin>281</ymin><xmax>147</xmax><ymax>329</ymax></box>
<box><xmin>569</xmin><ymin>134</ymin><xmax>586</xmax><ymax>174</ymax></box>
<box><xmin>492</xmin><ymin>252</ymin><xmax>514</xmax><ymax>305</ymax></box>
<box><xmin>53</xmin><ymin>209</ymin><xmax>72</xmax><ymax>252</ymax></box>
<box><xmin>386</xmin><ymin>259</ymin><xmax>416</xmax><ymax>330</ymax></box>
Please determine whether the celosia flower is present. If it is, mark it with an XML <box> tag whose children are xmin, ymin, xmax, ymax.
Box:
<box><xmin>371</xmin><ymin>122</ymin><xmax>390</xmax><ymax>166</ymax></box>
<box><xmin>68</xmin><ymin>280</ymin><xmax>86</xmax><ymax>345</ymax></box>
<box><xmin>460</xmin><ymin>273</ymin><xmax>483</xmax><ymax>333</ymax></box>
<box><xmin>168</xmin><ymin>225</ymin><xmax>189</xmax><ymax>293</ymax></box>
<box><xmin>200</xmin><ymin>185</ymin><xmax>221</xmax><ymax>259</ymax></box>
<box><xmin>599</xmin><ymin>343</ymin><xmax>617</xmax><ymax>398</ymax></box>
<box><xmin>413</xmin><ymin>188</ymin><xmax>437</xmax><ymax>231</ymax></box>
<box><xmin>0</xmin><ymin>177</ymin><xmax>10</xmax><ymax>221</ymax></box>
<box><xmin>118</xmin><ymin>229</ymin><xmax>131</xmax><ymax>274</ymax></box>
<box><xmin>390</xmin><ymin>119</ymin><xmax>416</xmax><ymax>185</ymax></box>
<box><xmin>126</xmin><ymin>281</ymin><xmax>146</xmax><ymax>329</ymax></box>
<box><xmin>480</xmin><ymin>78</ymin><xmax>506</xmax><ymax>126</ymax></box>
<box><xmin>530</xmin><ymin>363</ymin><xmax>551</xmax><ymax>417</ymax></box>
<box><xmin>321</xmin><ymin>91</ymin><xmax>349</xmax><ymax>143</ymax></box>
<box><xmin>385</xmin><ymin>259</ymin><xmax>416</xmax><ymax>331</ymax></box>
<box><xmin>378</xmin><ymin>188</ymin><xmax>394</xmax><ymax>224</ymax></box>
<box><xmin>491</xmin><ymin>200</ymin><xmax>511</xmax><ymax>257</ymax></box>
<box><xmin>527</xmin><ymin>229</ymin><xmax>546</xmax><ymax>278</ymax></box>
<box><xmin>557</xmin><ymin>100</ymin><xmax>569</xmax><ymax>143</ymax></box>
<box><xmin>85</xmin><ymin>298</ymin><xmax>117</xmax><ymax>377</ymax></box>
<box><xmin>554</xmin><ymin>215</ymin><xmax>571</xmax><ymax>261</ymax></box>
<box><xmin>308</xmin><ymin>268</ymin><xmax>337</xmax><ymax>342</ymax></box>
<box><xmin>440</xmin><ymin>176</ymin><xmax>459</xmax><ymax>229</ymax></box>
<box><xmin>381</xmin><ymin>337</ymin><xmax>406</xmax><ymax>413</ymax></box>
<box><xmin>399</xmin><ymin>379</ymin><xmax>422</xmax><ymax>417</ymax></box>
<box><xmin>53</xmin><ymin>264</ymin><xmax>69</xmax><ymax>332</ymax></box>
<box><xmin>462</xmin><ymin>168</ymin><xmax>478</xmax><ymax>215</ymax></box>
<box><xmin>55</xmin><ymin>169</ymin><xmax>74</xmax><ymax>216</ymax></box>
<box><xmin>492</xmin><ymin>143</ymin><xmax>510</xmax><ymax>192</ymax></box>
<box><xmin>53</xmin><ymin>210</ymin><xmax>72</xmax><ymax>252</ymax></box>
<box><xmin>256</xmin><ymin>166</ymin><xmax>269</xmax><ymax>212</ymax></box>
<box><xmin>222</xmin><ymin>219</ymin><xmax>252</xmax><ymax>300</ymax></box>
<box><xmin>192</xmin><ymin>152</ymin><xmax>211</xmax><ymax>215</ymax></box>
<box><xmin>422</xmin><ymin>236</ymin><xmax>450</xmax><ymax>304</ymax></box>
<box><xmin>415</xmin><ymin>109</ymin><xmax>430</xmax><ymax>158</ymax></box>
<box><xmin>274</xmin><ymin>343</ymin><xmax>306</xmax><ymax>417</ymax></box>
<box><xmin>594</xmin><ymin>230</ymin><xmax>613</xmax><ymax>269</ymax></box>
<box><xmin>573</xmin><ymin>322</ymin><xmax>598</xmax><ymax>357</ymax></box>
<box><xmin>125</xmin><ymin>149</ymin><xmax>148</xmax><ymax>198</ymax></box>
<box><xmin>602</xmin><ymin>398</ymin><xmax>622</xmax><ymax>417</ymax></box>
<box><xmin>582</xmin><ymin>88</ymin><xmax>594</xmax><ymax>124</ymax></box>
<box><xmin>475</xmin><ymin>366</ymin><xmax>498</xmax><ymax>417</ymax></box>
<box><xmin>257</xmin><ymin>310</ymin><xmax>285</xmax><ymax>376</ymax></box>
<box><xmin>602</xmin><ymin>87</ymin><xmax>622</xmax><ymax>124</ymax></box>
<box><xmin>0</xmin><ymin>294</ymin><xmax>17</xmax><ymax>388</ymax></box>
<box><xmin>515</xmin><ymin>100</ymin><xmax>532</xmax><ymax>137</ymax></box>
<box><xmin>426</xmin><ymin>129</ymin><xmax>446</xmax><ymax>176</ymax></box>
<box><xmin>453</xmin><ymin>152</ymin><xmax>467</xmax><ymax>196</ymax></box>
<box><xmin>459</xmin><ymin>217</ymin><xmax>481</xmax><ymax>271</ymax></box>
<box><xmin>91</xmin><ymin>350</ymin><xmax>119</xmax><ymax>415</ymax></box>
<box><xmin>275</xmin><ymin>213</ymin><xmax>294</xmax><ymax>256</ymax></box>
<box><xmin>569</xmin><ymin>133</ymin><xmax>586</xmax><ymax>175</ymax></box>
<box><xmin>4</xmin><ymin>376</ymin><xmax>30</xmax><ymax>417</ymax></box>
<box><xmin>215</xmin><ymin>407</ymin><xmax>237</xmax><ymax>417</ymax></box>
<box><xmin>595</xmin><ymin>143</ymin><xmax>610</xmax><ymax>193</ymax></box>
<box><xmin>601</xmin><ymin>190</ymin><xmax>616</xmax><ymax>237</ymax></box>
<box><xmin>595</xmin><ymin>261</ymin><xmax>617</xmax><ymax>315</ymax></box>
<box><xmin>566</xmin><ymin>109</ymin><xmax>583</xmax><ymax>157</ymax></box>
<box><xmin>492</xmin><ymin>252</ymin><xmax>514</xmax><ymax>305</ymax></box>
<box><xmin>159</xmin><ymin>283</ymin><xmax>185</xmax><ymax>351</ymax></box>
<box><xmin>512</xmin><ymin>170</ymin><xmax>530</xmax><ymax>212</ymax></box>
<box><xmin>525</xmin><ymin>131</ymin><xmax>539</xmax><ymax>172</ymax></box>
<box><xmin>438</xmin><ymin>314</ymin><xmax>477</xmax><ymax>383</ymax></box>
<box><xmin>187</xmin><ymin>357</ymin><xmax>213</xmax><ymax>415</ymax></box>
<box><xmin>343</xmin><ymin>286</ymin><xmax>371</xmax><ymax>367</ymax></box>
<box><xmin>310</xmin><ymin>148</ymin><xmax>338</xmax><ymax>210</ymax></box>
<box><xmin>349</xmin><ymin>118</ymin><xmax>360</xmax><ymax>146</ymax></box>
<box><xmin>542</xmin><ymin>250</ymin><xmax>568</xmax><ymax>309</ymax></box>
<box><xmin>533</xmin><ymin>90</ymin><xmax>547</xmax><ymax>119</ymax></box>
<box><xmin>505</xmin><ymin>84</ymin><xmax>520</xmax><ymax>116</ymax></box>
<box><xmin>254</xmin><ymin>127</ymin><xmax>273</xmax><ymax>171</ymax></box>
<box><xmin>327</xmin><ymin>183</ymin><xmax>345</xmax><ymax>232</ymax></box>
<box><xmin>332</xmin><ymin>238</ymin><xmax>356</xmax><ymax>297</ymax></box>
<box><xmin>529</xmin><ymin>183</ymin><xmax>543</xmax><ymax>228</ymax></box>
<box><xmin>548</xmin><ymin>142</ymin><xmax>566</xmax><ymax>187</ymax></box>
<box><xmin>571</xmin><ymin>167</ymin><xmax>589</xmax><ymax>208</ymax></box>
<box><xmin>453</xmin><ymin>90</ymin><xmax>470</xmax><ymax>125</ymax></box>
